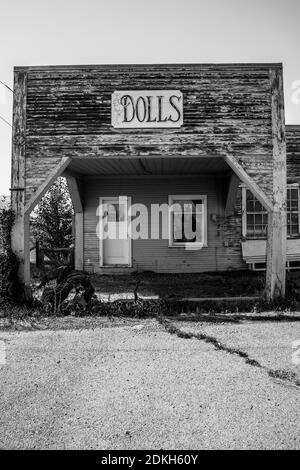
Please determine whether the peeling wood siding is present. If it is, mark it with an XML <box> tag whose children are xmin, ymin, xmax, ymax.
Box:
<box><xmin>11</xmin><ymin>64</ymin><xmax>294</xmax><ymax>277</ymax></box>
<box><xmin>21</xmin><ymin>63</ymin><xmax>277</xmax><ymax>202</ymax></box>
<box><xmin>287</xmin><ymin>126</ymin><xmax>300</xmax><ymax>178</ymax></box>
<box><xmin>11</xmin><ymin>71</ymin><xmax>27</xmax><ymax>212</ymax></box>
<box><xmin>25</xmin><ymin>156</ymin><xmax>62</xmax><ymax>205</ymax></box>
<box><xmin>82</xmin><ymin>176</ymin><xmax>246</xmax><ymax>273</ymax></box>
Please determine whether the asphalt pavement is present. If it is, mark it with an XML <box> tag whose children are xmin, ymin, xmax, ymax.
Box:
<box><xmin>0</xmin><ymin>317</ymin><xmax>299</xmax><ymax>449</ymax></box>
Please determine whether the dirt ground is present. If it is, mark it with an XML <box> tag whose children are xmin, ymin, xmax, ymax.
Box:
<box><xmin>91</xmin><ymin>271</ymin><xmax>265</xmax><ymax>298</ymax></box>
<box><xmin>0</xmin><ymin>317</ymin><xmax>299</xmax><ymax>450</ymax></box>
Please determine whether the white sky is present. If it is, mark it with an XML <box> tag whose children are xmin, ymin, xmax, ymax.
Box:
<box><xmin>0</xmin><ymin>0</ymin><xmax>299</xmax><ymax>195</ymax></box>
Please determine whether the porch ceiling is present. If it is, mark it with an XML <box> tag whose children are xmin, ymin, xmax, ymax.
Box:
<box><xmin>67</xmin><ymin>157</ymin><xmax>229</xmax><ymax>177</ymax></box>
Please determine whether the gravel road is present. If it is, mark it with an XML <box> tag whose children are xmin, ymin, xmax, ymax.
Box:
<box><xmin>0</xmin><ymin>317</ymin><xmax>299</xmax><ymax>450</ymax></box>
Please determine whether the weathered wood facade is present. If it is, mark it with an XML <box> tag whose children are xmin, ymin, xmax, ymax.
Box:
<box><xmin>10</xmin><ymin>63</ymin><xmax>300</xmax><ymax>299</ymax></box>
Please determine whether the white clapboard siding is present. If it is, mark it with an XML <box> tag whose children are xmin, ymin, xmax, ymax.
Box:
<box><xmin>82</xmin><ymin>176</ymin><xmax>246</xmax><ymax>273</ymax></box>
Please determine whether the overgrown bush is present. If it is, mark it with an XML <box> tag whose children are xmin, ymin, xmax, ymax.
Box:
<box><xmin>31</xmin><ymin>177</ymin><xmax>73</xmax><ymax>251</ymax></box>
<box><xmin>0</xmin><ymin>206</ymin><xmax>20</xmax><ymax>303</ymax></box>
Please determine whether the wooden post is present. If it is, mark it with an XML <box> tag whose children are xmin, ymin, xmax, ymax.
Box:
<box><xmin>66</xmin><ymin>176</ymin><xmax>84</xmax><ymax>271</ymax></box>
<box><xmin>265</xmin><ymin>68</ymin><xmax>287</xmax><ymax>301</ymax></box>
<box><xmin>10</xmin><ymin>70</ymin><xmax>32</xmax><ymax>301</ymax></box>
<box><xmin>74</xmin><ymin>213</ymin><xmax>84</xmax><ymax>270</ymax></box>
<box><xmin>225</xmin><ymin>173</ymin><xmax>240</xmax><ymax>216</ymax></box>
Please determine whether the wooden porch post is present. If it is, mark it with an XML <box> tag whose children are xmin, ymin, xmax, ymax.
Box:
<box><xmin>66</xmin><ymin>176</ymin><xmax>84</xmax><ymax>271</ymax></box>
<box><xmin>225</xmin><ymin>173</ymin><xmax>240</xmax><ymax>216</ymax></box>
<box><xmin>265</xmin><ymin>68</ymin><xmax>287</xmax><ymax>301</ymax></box>
<box><xmin>10</xmin><ymin>70</ymin><xmax>32</xmax><ymax>301</ymax></box>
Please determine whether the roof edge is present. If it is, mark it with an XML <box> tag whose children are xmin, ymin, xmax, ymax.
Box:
<box><xmin>13</xmin><ymin>62</ymin><xmax>283</xmax><ymax>72</ymax></box>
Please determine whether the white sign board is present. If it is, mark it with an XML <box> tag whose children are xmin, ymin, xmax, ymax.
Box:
<box><xmin>111</xmin><ymin>90</ymin><xmax>183</xmax><ymax>129</ymax></box>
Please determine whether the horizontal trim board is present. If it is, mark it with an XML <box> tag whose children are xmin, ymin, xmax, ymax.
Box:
<box><xmin>14</xmin><ymin>63</ymin><xmax>283</xmax><ymax>72</ymax></box>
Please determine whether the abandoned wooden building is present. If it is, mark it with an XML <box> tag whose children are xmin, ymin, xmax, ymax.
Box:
<box><xmin>10</xmin><ymin>63</ymin><xmax>300</xmax><ymax>300</ymax></box>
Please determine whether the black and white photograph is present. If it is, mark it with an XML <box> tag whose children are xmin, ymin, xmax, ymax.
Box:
<box><xmin>0</xmin><ymin>0</ymin><xmax>300</xmax><ymax>454</ymax></box>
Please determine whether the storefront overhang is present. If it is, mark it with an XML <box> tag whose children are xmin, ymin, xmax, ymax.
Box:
<box><xmin>65</xmin><ymin>156</ymin><xmax>230</xmax><ymax>178</ymax></box>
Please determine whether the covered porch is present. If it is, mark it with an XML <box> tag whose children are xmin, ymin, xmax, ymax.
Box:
<box><xmin>14</xmin><ymin>151</ymin><xmax>287</xmax><ymax>302</ymax></box>
<box><xmin>64</xmin><ymin>155</ymin><xmax>243</xmax><ymax>275</ymax></box>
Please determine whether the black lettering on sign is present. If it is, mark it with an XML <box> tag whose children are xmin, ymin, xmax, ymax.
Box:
<box><xmin>157</xmin><ymin>96</ymin><xmax>168</xmax><ymax>123</ymax></box>
<box><xmin>112</xmin><ymin>90</ymin><xmax>183</xmax><ymax>128</ymax></box>
<box><xmin>136</xmin><ymin>96</ymin><xmax>147</xmax><ymax>122</ymax></box>
<box><xmin>146</xmin><ymin>96</ymin><xmax>157</xmax><ymax>123</ymax></box>
<box><xmin>169</xmin><ymin>95</ymin><xmax>182</xmax><ymax>122</ymax></box>
<box><xmin>120</xmin><ymin>95</ymin><xmax>135</xmax><ymax>123</ymax></box>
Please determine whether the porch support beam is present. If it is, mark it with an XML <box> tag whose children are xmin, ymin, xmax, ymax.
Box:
<box><xmin>266</xmin><ymin>68</ymin><xmax>287</xmax><ymax>301</ymax></box>
<box><xmin>66</xmin><ymin>176</ymin><xmax>84</xmax><ymax>270</ymax></box>
<box><xmin>225</xmin><ymin>173</ymin><xmax>240</xmax><ymax>216</ymax></box>
<box><xmin>24</xmin><ymin>157</ymin><xmax>71</xmax><ymax>216</ymax></box>
<box><xmin>224</xmin><ymin>155</ymin><xmax>273</xmax><ymax>212</ymax></box>
<box><xmin>66</xmin><ymin>175</ymin><xmax>83</xmax><ymax>213</ymax></box>
<box><xmin>74</xmin><ymin>213</ymin><xmax>84</xmax><ymax>270</ymax></box>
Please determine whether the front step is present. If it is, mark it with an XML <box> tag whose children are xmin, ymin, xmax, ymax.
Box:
<box><xmin>94</xmin><ymin>266</ymin><xmax>136</xmax><ymax>275</ymax></box>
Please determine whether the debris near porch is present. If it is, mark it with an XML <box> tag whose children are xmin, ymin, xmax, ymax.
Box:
<box><xmin>31</xmin><ymin>267</ymin><xmax>300</xmax><ymax>319</ymax></box>
<box><xmin>40</xmin><ymin>267</ymin><xmax>96</xmax><ymax>315</ymax></box>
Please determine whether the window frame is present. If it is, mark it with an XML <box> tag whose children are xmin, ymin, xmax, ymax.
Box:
<box><xmin>168</xmin><ymin>194</ymin><xmax>208</xmax><ymax>249</ymax></box>
<box><xmin>242</xmin><ymin>184</ymin><xmax>300</xmax><ymax>239</ymax></box>
<box><xmin>286</xmin><ymin>183</ymin><xmax>300</xmax><ymax>237</ymax></box>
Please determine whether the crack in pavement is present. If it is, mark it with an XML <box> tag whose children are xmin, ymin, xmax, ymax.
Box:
<box><xmin>157</xmin><ymin>316</ymin><xmax>300</xmax><ymax>390</ymax></box>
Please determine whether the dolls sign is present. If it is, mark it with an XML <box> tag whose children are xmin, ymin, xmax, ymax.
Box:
<box><xmin>111</xmin><ymin>90</ymin><xmax>183</xmax><ymax>128</ymax></box>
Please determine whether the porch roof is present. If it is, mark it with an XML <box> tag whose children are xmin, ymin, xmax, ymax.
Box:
<box><xmin>66</xmin><ymin>156</ymin><xmax>229</xmax><ymax>177</ymax></box>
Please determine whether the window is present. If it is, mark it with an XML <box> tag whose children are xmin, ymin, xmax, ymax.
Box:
<box><xmin>287</xmin><ymin>185</ymin><xmax>300</xmax><ymax>236</ymax></box>
<box><xmin>168</xmin><ymin>195</ymin><xmax>207</xmax><ymax>248</ymax></box>
<box><xmin>242</xmin><ymin>185</ymin><xmax>300</xmax><ymax>239</ymax></box>
<box><xmin>244</xmin><ymin>190</ymin><xmax>268</xmax><ymax>239</ymax></box>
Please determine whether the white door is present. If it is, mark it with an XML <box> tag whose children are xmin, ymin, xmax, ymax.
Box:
<box><xmin>100</xmin><ymin>196</ymin><xmax>131</xmax><ymax>266</ymax></box>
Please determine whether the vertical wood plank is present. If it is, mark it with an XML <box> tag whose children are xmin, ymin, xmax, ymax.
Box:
<box><xmin>10</xmin><ymin>71</ymin><xmax>31</xmax><ymax>294</ymax></box>
<box><xmin>266</xmin><ymin>67</ymin><xmax>287</xmax><ymax>300</ymax></box>
<box><xmin>225</xmin><ymin>173</ymin><xmax>240</xmax><ymax>216</ymax></box>
<box><xmin>66</xmin><ymin>175</ymin><xmax>84</xmax><ymax>270</ymax></box>
<box><xmin>66</xmin><ymin>176</ymin><xmax>83</xmax><ymax>213</ymax></box>
<box><xmin>75</xmin><ymin>212</ymin><xmax>84</xmax><ymax>270</ymax></box>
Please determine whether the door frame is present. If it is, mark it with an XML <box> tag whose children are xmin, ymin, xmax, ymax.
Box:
<box><xmin>99</xmin><ymin>196</ymin><xmax>132</xmax><ymax>267</ymax></box>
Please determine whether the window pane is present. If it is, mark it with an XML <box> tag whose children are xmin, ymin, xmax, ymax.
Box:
<box><xmin>289</xmin><ymin>188</ymin><xmax>298</xmax><ymax>200</ymax></box>
<box><xmin>107</xmin><ymin>203</ymin><xmax>125</xmax><ymax>222</ymax></box>
<box><xmin>291</xmin><ymin>213</ymin><xmax>299</xmax><ymax>224</ymax></box>
<box><xmin>290</xmin><ymin>200</ymin><xmax>299</xmax><ymax>210</ymax></box>
<box><xmin>247</xmin><ymin>214</ymin><xmax>254</xmax><ymax>225</ymax></box>
<box><xmin>254</xmin><ymin>200</ymin><xmax>264</xmax><ymax>212</ymax></box>
<box><xmin>246</xmin><ymin>198</ymin><xmax>254</xmax><ymax>211</ymax></box>
<box><xmin>246</xmin><ymin>190</ymin><xmax>268</xmax><ymax>238</ymax></box>
<box><xmin>287</xmin><ymin>187</ymin><xmax>299</xmax><ymax>236</ymax></box>
<box><xmin>172</xmin><ymin>198</ymin><xmax>204</xmax><ymax>244</ymax></box>
<box><xmin>173</xmin><ymin>199</ymin><xmax>203</xmax><ymax>211</ymax></box>
<box><xmin>254</xmin><ymin>214</ymin><xmax>263</xmax><ymax>225</ymax></box>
